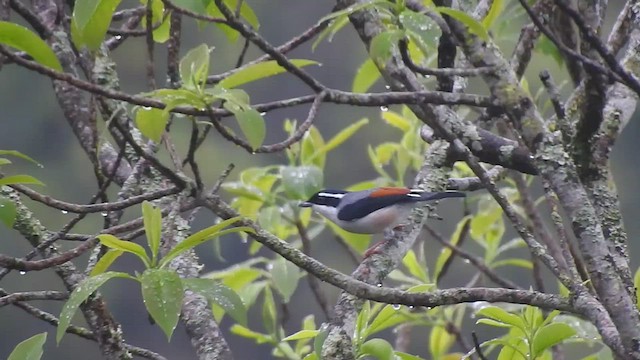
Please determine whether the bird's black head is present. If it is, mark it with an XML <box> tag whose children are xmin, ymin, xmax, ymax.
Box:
<box><xmin>299</xmin><ymin>189</ymin><xmax>347</xmax><ymax>207</ymax></box>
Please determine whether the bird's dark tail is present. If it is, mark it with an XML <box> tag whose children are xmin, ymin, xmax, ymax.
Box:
<box><xmin>411</xmin><ymin>190</ymin><xmax>466</xmax><ymax>201</ymax></box>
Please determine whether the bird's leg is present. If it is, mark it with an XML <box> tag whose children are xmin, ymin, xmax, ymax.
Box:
<box><xmin>363</xmin><ymin>228</ymin><xmax>398</xmax><ymax>258</ymax></box>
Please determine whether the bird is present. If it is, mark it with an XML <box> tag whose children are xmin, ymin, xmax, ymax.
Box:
<box><xmin>299</xmin><ymin>187</ymin><xmax>466</xmax><ymax>234</ymax></box>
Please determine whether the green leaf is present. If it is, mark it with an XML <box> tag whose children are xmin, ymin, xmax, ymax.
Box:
<box><xmin>152</xmin><ymin>12</ymin><xmax>171</xmax><ymax>43</ymax></box>
<box><xmin>429</xmin><ymin>326</ymin><xmax>455</xmax><ymax>359</ymax></box>
<box><xmin>476</xmin><ymin>306</ymin><xmax>525</xmax><ymax>330</ymax></box>
<box><xmin>312</xmin><ymin>15</ymin><xmax>350</xmax><ymax>51</ymax></box>
<box><xmin>352</xmin><ymin>58</ymin><xmax>381</xmax><ymax>93</ymax></box>
<box><xmin>300</xmin><ymin>127</ymin><xmax>326</xmax><ymax>168</ymax></box>
<box><xmin>142</xmin><ymin>201</ymin><xmax>162</xmax><ymax>265</ymax></box>
<box><xmin>381</xmin><ymin>111</ymin><xmax>411</xmax><ymax>132</ymax></box>
<box><xmin>283</xmin><ymin>330</ymin><xmax>320</xmax><ymax>341</ymax></box>
<box><xmin>317</xmin><ymin>0</ymin><xmax>390</xmax><ymax>25</ymax></box>
<box><xmin>0</xmin><ymin>150</ymin><xmax>40</xmax><ymax>165</ymax></box>
<box><xmin>395</xmin><ymin>352</ymin><xmax>425</xmax><ymax>360</ymax></box>
<box><xmin>482</xmin><ymin>0</ymin><xmax>505</xmax><ymax>30</ymax></box>
<box><xmin>280</xmin><ymin>165</ymin><xmax>323</xmax><ymax>200</ymax></box>
<box><xmin>308</xmin><ymin>118</ymin><xmax>369</xmax><ymax>163</ymax></box>
<box><xmin>492</xmin><ymin>258</ymin><xmax>533</xmax><ymax>269</ymax></box>
<box><xmin>535</xmin><ymin>35</ymin><xmax>564</xmax><ymax>66</ymax></box>
<box><xmin>89</xmin><ymin>250</ymin><xmax>124</xmax><ymax>276</ymax></box>
<box><xmin>367</xmin><ymin>304</ymin><xmax>406</xmax><ymax>336</ymax></box>
<box><xmin>7</xmin><ymin>333</ymin><xmax>47</xmax><ymax>360</ymax></box>
<box><xmin>532</xmin><ymin>322</ymin><xmax>576</xmax><ymax>357</ymax></box>
<box><xmin>0</xmin><ymin>22</ymin><xmax>62</xmax><ymax>71</ymax></box>
<box><xmin>135</xmin><ymin>107</ymin><xmax>168</xmax><ymax>143</ymax></box>
<box><xmin>434</xmin><ymin>216</ymin><xmax>471</xmax><ymax>280</ymax></box>
<box><xmin>402</xmin><ymin>250</ymin><xmax>428</xmax><ymax>282</ymax></box>
<box><xmin>234</xmin><ymin>108</ymin><xmax>266</xmax><ymax>150</ymax></box>
<box><xmin>435</xmin><ymin>7</ymin><xmax>488</xmax><ymax>40</ymax></box>
<box><xmin>183</xmin><ymin>278</ymin><xmax>247</xmax><ymax>326</ymax></box>
<box><xmin>261</xmin><ymin>286</ymin><xmax>277</xmax><ymax>334</ymax></box>
<box><xmin>270</xmin><ymin>257</ymin><xmax>301</xmax><ymax>303</ymax></box>
<box><xmin>369</xmin><ymin>30</ymin><xmax>405</xmax><ymax>65</ymax></box>
<box><xmin>180</xmin><ymin>44</ymin><xmax>210</xmax><ymax>90</ymax></box>
<box><xmin>141</xmin><ymin>269</ymin><xmax>184</xmax><ymax>340</ymax></box>
<box><xmin>71</xmin><ymin>0</ymin><xmax>123</xmax><ymax>50</ymax></box>
<box><xmin>230</xmin><ymin>324</ymin><xmax>271</xmax><ymax>343</ymax></box>
<box><xmin>220</xmin><ymin>60</ymin><xmax>319</xmax><ymax>89</ymax></box>
<box><xmin>360</xmin><ymin>338</ymin><xmax>394</xmax><ymax>360</ymax></box>
<box><xmin>313</xmin><ymin>326</ymin><xmax>329</xmax><ymax>357</ymax></box>
<box><xmin>97</xmin><ymin>234</ymin><xmax>151</xmax><ymax>267</ymax></box>
<box><xmin>0</xmin><ymin>174</ymin><xmax>44</xmax><ymax>186</ymax></box>
<box><xmin>161</xmin><ymin>217</ymin><xmax>251</xmax><ymax>267</ymax></box>
<box><xmin>326</xmin><ymin>221</ymin><xmax>371</xmax><ymax>253</ymax></box>
<box><xmin>0</xmin><ymin>196</ymin><xmax>17</xmax><ymax>228</ymax></box>
<box><xmin>476</xmin><ymin>318</ymin><xmax>514</xmax><ymax>328</ymax></box>
<box><xmin>57</xmin><ymin>272</ymin><xmax>133</xmax><ymax>343</ymax></box>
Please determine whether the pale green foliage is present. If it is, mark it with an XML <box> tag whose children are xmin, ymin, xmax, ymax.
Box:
<box><xmin>57</xmin><ymin>202</ymin><xmax>249</xmax><ymax>343</ymax></box>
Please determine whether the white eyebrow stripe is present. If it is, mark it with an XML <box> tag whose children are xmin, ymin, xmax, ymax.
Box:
<box><xmin>407</xmin><ymin>193</ymin><xmax>422</xmax><ymax>198</ymax></box>
<box><xmin>318</xmin><ymin>192</ymin><xmax>345</xmax><ymax>198</ymax></box>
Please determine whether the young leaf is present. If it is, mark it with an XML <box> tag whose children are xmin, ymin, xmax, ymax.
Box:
<box><xmin>0</xmin><ymin>196</ymin><xmax>17</xmax><ymax>228</ymax></box>
<box><xmin>369</xmin><ymin>30</ymin><xmax>405</xmax><ymax>65</ymax></box>
<box><xmin>89</xmin><ymin>250</ymin><xmax>124</xmax><ymax>276</ymax></box>
<box><xmin>234</xmin><ymin>108</ymin><xmax>266</xmax><ymax>150</ymax></box>
<box><xmin>180</xmin><ymin>44</ymin><xmax>211</xmax><ymax>90</ymax></box>
<box><xmin>71</xmin><ymin>0</ymin><xmax>123</xmax><ymax>50</ymax></box>
<box><xmin>402</xmin><ymin>250</ymin><xmax>428</xmax><ymax>282</ymax></box>
<box><xmin>182</xmin><ymin>278</ymin><xmax>247</xmax><ymax>326</ymax></box>
<box><xmin>0</xmin><ymin>22</ymin><xmax>62</xmax><ymax>71</ymax></box>
<box><xmin>219</xmin><ymin>59</ymin><xmax>319</xmax><ymax>89</ymax></box>
<box><xmin>141</xmin><ymin>269</ymin><xmax>184</xmax><ymax>340</ymax></box>
<box><xmin>280</xmin><ymin>165</ymin><xmax>323</xmax><ymax>200</ymax></box>
<box><xmin>261</xmin><ymin>286</ymin><xmax>278</xmax><ymax>334</ymax></box>
<box><xmin>97</xmin><ymin>234</ymin><xmax>151</xmax><ymax>267</ymax></box>
<box><xmin>0</xmin><ymin>174</ymin><xmax>44</xmax><ymax>186</ymax></box>
<box><xmin>482</xmin><ymin>0</ymin><xmax>505</xmax><ymax>30</ymax></box>
<box><xmin>282</xmin><ymin>330</ymin><xmax>320</xmax><ymax>341</ymax></box>
<box><xmin>360</xmin><ymin>338</ymin><xmax>394</xmax><ymax>360</ymax></box>
<box><xmin>7</xmin><ymin>332</ymin><xmax>47</xmax><ymax>360</ymax></box>
<box><xmin>435</xmin><ymin>7</ymin><xmax>488</xmax><ymax>40</ymax></box>
<box><xmin>326</xmin><ymin>221</ymin><xmax>371</xmax><ymax>253</ymax></box>
<box><xmin>312</xmin><ymin>15</ymin><xmax>350</xmax><ymax>50</ymax></box>
<box><xmin>476</xmin><ymin>306</ymin><xmax>525</xmax><ymax>330</ymax></box>
<box><xmin>429</xmin><ymin>326</ymin><xmax>455</xmax><ymax>359</ymax></box>
<box><xmin>57</xmin><ymin>272</ymin><xmax>133</xmax><ymax>343</ymax></box>
<box><xmin>0</xmin><ymin>150</ymin><xmax>41</xmax><ymax>165</ymax></box>
<box><xmin>308</xmin><ymin>118</ymin><xmax>369</xmax><ymax>163</ymax></box>
<box><xmin>134</xmin><ymin>107</ymin><xmax>169</xmax><ymax>143</ymax></box>
<box><xmin>142</xmin><ymin>201</ymin><xmax>163</xmax><ymax>265</ymax></box>
<box><xmin>352</xmin><ymin>58</ymin><xmax>381</xmax><ymax>93</ymax></box>
<box><xmin>230</xmin><ymin>324</ymin><xmax>271</xmax><ymax>343</ymax></box>
<box><xmin>160</xmin><ymin>217</ymin><xmax>251</xmax><ymax>267</ymax></box>
<box><xmin>270</xmin><ymin>257</ymin><xmax>302</xmax><ymax>303</ymax></box>
<box><xmin>531</xmin><ymin>322</ymin><xmax>576</xmax><ymax>357</ymax></box>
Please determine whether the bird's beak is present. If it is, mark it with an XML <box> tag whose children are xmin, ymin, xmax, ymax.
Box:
<box><xmin>299</xmin><ymin>201</ymin><xmax>312</xmax><ymax>208</ymax></box>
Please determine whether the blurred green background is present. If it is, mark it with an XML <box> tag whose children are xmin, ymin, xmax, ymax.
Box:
<box><xmin>0</xmin><ymin>1</ymin><xmax>638</xmax><ymax>358</ymax></box>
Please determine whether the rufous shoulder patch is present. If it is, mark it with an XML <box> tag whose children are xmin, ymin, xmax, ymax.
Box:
<box><xmin>369</xmin><ymin>187</ymin><xmax>411</xmax><ymax>198</ymax></box>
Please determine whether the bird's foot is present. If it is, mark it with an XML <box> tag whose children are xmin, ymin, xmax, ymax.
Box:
<box><xmin>363</xmin><ymin>240</ymin><xmax>388</xmax><ymax>258</ymax></box>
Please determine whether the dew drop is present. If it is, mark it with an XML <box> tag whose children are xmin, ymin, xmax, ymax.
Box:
<box><xmin>241</xmin><ymin>237</ymin><xmax>248</xmax><ymax>244</ymax></box>
<box><xmin>380</xmin><ymin>106</ymin><xmax>389</xmax><ymax>112</ymax></box>
<box><xmin>101</xmin><ymin>212</ymin><xmax>108</xmax><ymax>217</ymax></box>
<box><xmin>61</xmin><ymin>210</ymin><xmax>68</xmax><ymax>214</ymax></box>
<box><xmin>265</xmin><ymin>263</ymin><xmax>274</xmax><ymax>270</ymax></box>
<box><xmin>384</xmin><ymin>85</ymin><xmax>391</xmax><ymax>90</ymax></box>
<box><xmin>19</xmin><ymin>271</ymin><xmax>26</xmax><ymax>275</ymax></box>
<box><xmin>377</xmin><ymin>283</ymin><xmax>383</xmax><ymax>287</ymax></box>
<box><xmin>37</xmin><ymin>164</ymin><xmax>44</xmax><ymax>168</ymax></box>
<box><xmin>260</xmin><ymin>112</ymin><xmax>267</xmax><ymax>116</ymax></box>
<box><xmin>392</xmin><ymin>304</ymin><xmax>401</xmax><ymax>310</ymax></box>
<box><xmin>114</xmin><ymin>35</ymin><xmax>122</xmax><ymax>40</ymax></box>
<box><xmin>463</xmin><ymin>259</ymin><xmax>471</xmax><ymax>264</ymax></box>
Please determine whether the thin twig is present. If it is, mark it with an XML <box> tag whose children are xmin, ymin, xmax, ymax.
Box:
<box><xmin>295</xmin><ymin>220</ymin><xmax>331</xmax><ymax>319</ymax></box>
<box><xmin>425</xmin><ymin>225</ymin><xmax>521</xmax><ymax>289</ymax></box>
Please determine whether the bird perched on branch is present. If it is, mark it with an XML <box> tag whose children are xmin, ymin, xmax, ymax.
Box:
<box><xmin>299</xmin><ymin>187</ymin><xmax>465</xmax><ymax>234</ymax></box>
